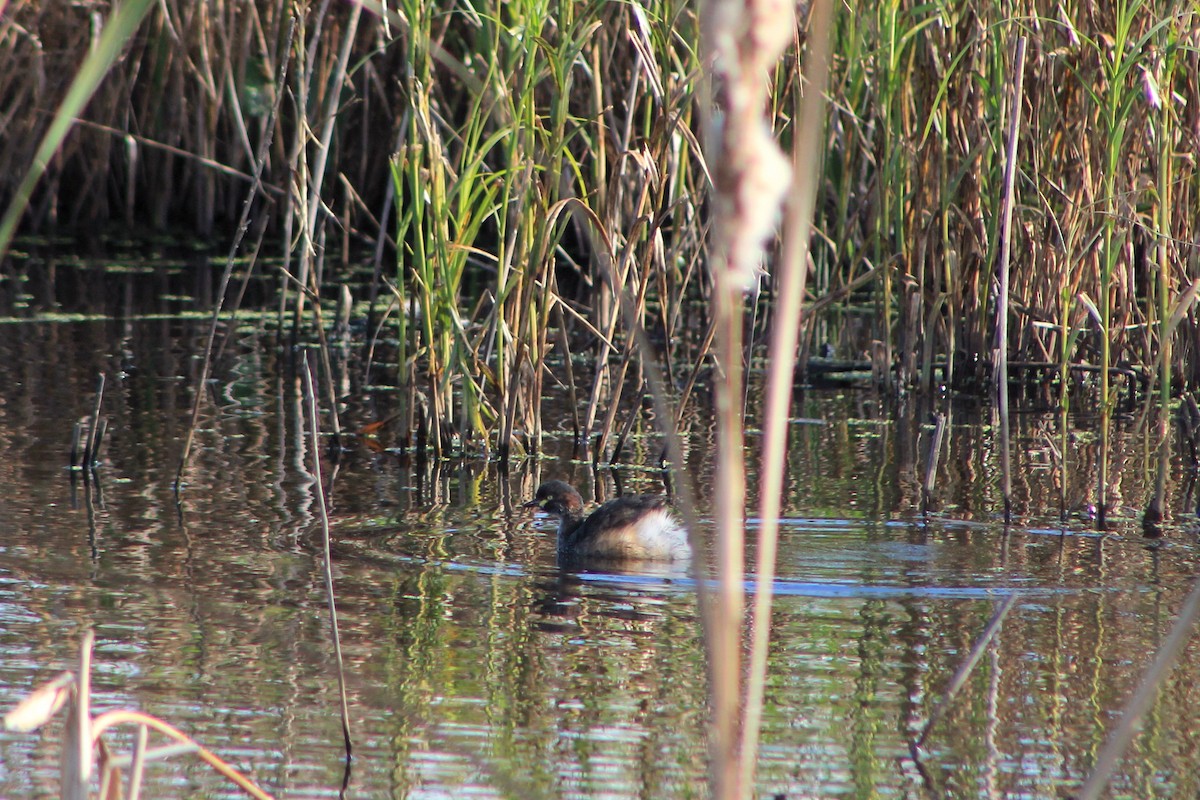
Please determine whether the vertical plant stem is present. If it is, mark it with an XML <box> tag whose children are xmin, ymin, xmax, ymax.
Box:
<box><xmin>737</xmin><ymin>2</ymin><xmax>833</xmax><ymax>795</ymax></box>
<box><xmin>552</xmin><ymin>299</ymin><xmax>581</xmax><ymax>443</ymax></box>
<box><xmin>127</xmin><ymin>724</ymin><xmax>148</xmax><ymax>800</ymax></box>
<box><xmin>702</xmin><ymin>0</ymin><xmax>794</xmax><ymax>789</ymax></box>
<box><xmin>994</xmin><ymin>36</ymin><xmax>1026</xmax><ymax>525</ymax></box>
<box><xmin>294</xmin><ymin>2</ymin><xmax>362</xmax><ymax>336</ymax></box>
<box><xmin>709</xmin><ymin>273</ymin><xmax>745</xmax><ymax>800</ymax></box>
<box><xmin>84</xmin><ymin>373</ymin><xmax>106</xmax><ymax>466</ymax></box>
<box><xmin>301</xmin><ymin>355</ymin><xmax>353</xmax><ymax>758</ymax></box>
<box><xmin>1149</xmin><ymin>48</ymin><xmax>1175</xmax><ymax>526</ymax></box>
<box><xmin>1057</xmin><ymin>300</ymin><xmax>1070</xmax><ymax>518</ymax></box>
<box><xmin>62</xmin><ymin>630</ymin><xmax>94</xmax><ymax>800</ymax></box>
<box><xmin>595</xmin><ymin>248</ymin><xmax>654</xmax><ymax>464</ymax></box>
<box><xmin>1095</xmin><ymin>0</ymin><xmax>1139</xmax><ymax>528</ymax></box>
<box><xmin>923</xmin><ymin>412</ymin><xmax>948</xmax><ymax>515</ymax></box>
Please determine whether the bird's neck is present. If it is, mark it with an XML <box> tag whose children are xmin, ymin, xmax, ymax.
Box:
<box><xmin>556</xmin><ymin>513</ymin><xmax>585</xmax><ymax>546</ymax></box>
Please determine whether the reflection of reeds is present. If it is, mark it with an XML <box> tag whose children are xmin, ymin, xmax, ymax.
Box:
<box><xmin>176</xmin><ymin>17</ymin><xmax>295</xmax><ymax>488</ymax></box>
<box><xmin>1078</xmin><ymin>577</ymin><xmax>1200</xmax><ymax>799</ymax></box>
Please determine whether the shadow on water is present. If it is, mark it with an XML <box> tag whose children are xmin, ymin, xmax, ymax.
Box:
<box><xmin>2</xmin><ymin>313</ymin><xmax>1200</xmax><ymax>798</ymax></box>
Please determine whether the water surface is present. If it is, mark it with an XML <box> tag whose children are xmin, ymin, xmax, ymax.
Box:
<box><xmin>1</xmin><ymin>311</ymin><xmax>1199</xmax><ymax>799</ymax></box>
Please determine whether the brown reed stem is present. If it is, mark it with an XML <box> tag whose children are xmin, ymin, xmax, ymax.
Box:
<box><xmin>594</xmin><ymin>246</ymin><xmax>655</xmax><ymax>465</ymax></box>
<box><xmin>306</xmin><ymin>289</ymin><xmax>344</xmax><ymax>447</ymax></box>
<box><xmin>609</xmin><ymin>377</ymin><xmax>646</xmax><ymax>463</ymax></box>
<box><xmin>923</xmin><ymin>412</ymin><xmax>948</xmax><ymax>515</ymax></box>
<box><xmin>301</xmin><ymin>355</ymin><xmax>353</xmax><ymax>759</ymax></box>
<box><xmin>674</xmin><ymin>316</ymin><xmax>717</xmax><ymax>436</ymax></box>
<box><xmin>68</xmin><ymin>118</ymin><xmax>287</xmax><ymax>197</ymax></box>
<box><xmin>91</xmin><ymin>709</ymin><xmax>275</xmax><ymax>800</ymax></box>
<box><xmin>127</xmin><ymin>724</ymin><xmax>148</xmax><ymax>800</ymax></box>
<box><xmin>63</xmin><ymin>630</ymin><xmax>94</xmax><ymax>800</ymax></box>
<box><xmin>552</xmin><ymin>298</ymin><xmax>581</xmax><ymax>444</ymax></box>
<box><xmin>83</xmin><ymin>373</ymin><xmax>105</xmax><ymax>467</ymax></box>
<box><xmin>708</xmin><ymin>275</ymin><xmax>745</xmax><ymax>800</ymax></box>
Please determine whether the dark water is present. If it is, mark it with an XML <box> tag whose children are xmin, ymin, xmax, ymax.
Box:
<box><xmin>2</xmin><ymin>311</ymin><xmax>1200</xmax><ymax>799</ymax></box>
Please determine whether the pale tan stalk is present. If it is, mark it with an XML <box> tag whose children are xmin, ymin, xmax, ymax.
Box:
<box><xmin>708</xmin><ymin>261</ymin><xmax>745</xmax><ymax>800</ymax></box>
<box><xmin>701</xmin><ymin>0</ymin><xmax>796</xmax><ymax>793</ymax></box>
<box><xmin>738</xmin><ymin>3</ymin><xmax>834</xmax><ymax>796</ymax></box>
<box><xmin>994</xmin><ymin>37</ymin><xmax>1027</xmax><ymax>524</ymax></box>
<box><xmin>90</xmin><ymin>710</ymin><xmax>276</xmax><ymax>800</ymax></box>
<box><xmin>294</xmin><ymin>3</ymin><xmax>363</xmax><ymax>328</ymax></box>
<box><xmin>63</xmin><ymin>631</ymin><xmax>94</xmax><ymax>800</ymax></box>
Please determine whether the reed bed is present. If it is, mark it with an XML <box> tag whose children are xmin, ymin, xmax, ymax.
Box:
<box><xmin>1</xmin><ymin>1</ymin><xmax>1196</xmax><ymax>424</ymax></box>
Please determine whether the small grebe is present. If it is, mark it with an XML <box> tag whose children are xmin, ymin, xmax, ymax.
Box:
<box><xmin>524</xmin><ymin>480</ymin><xmax>691</xmax><ymax>562</ymax></box>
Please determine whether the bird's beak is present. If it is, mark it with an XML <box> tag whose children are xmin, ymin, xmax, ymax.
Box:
<box><xmin>522</xmin><ymin>499</ymin><xmax>542</xmax><ymax>509</ymax></box>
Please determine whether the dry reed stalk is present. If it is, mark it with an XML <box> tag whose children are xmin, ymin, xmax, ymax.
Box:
<box><xmin>294</xmin><ymin>3</ymin><xmax>363</xmax><ymax>335</ymax></box>
<box><xmin>67</xmin><ymin>118</ymin><xmax>286</xmax><ymax>195</ymax></box>
<box><xmin>580</xmin><ymin>247</ymin><xmax>624</xmax><ymax>454</ymax></box>
<box><xmin>65</xmin><ymin>630</ymin><xmax>93</xmax><ymax>800</ymax></box>
<box><xmin>5</xmin><ymin>630</ymin><xmax>276</xmax><ymax>799</ymax></box>
<box><xmin>737</xmin><ymin>2</ymin><xmax>834</xmax><ymax>795</ymax></box>
<box><xmin>127</xmin><ymin>724</ymin><xmax>148</xmax><ymax>800</ymax></box>
<box><xmin>922</xmin><ymin>412</ymin><xmax>948</xmax><ymax>514</ymax></box>
<box><xmin>90</xmin><ymin>710</ymin><xmax>276</xmax><ymax>799</ymax></box>
<box><xmin>701</xmin><ymin>0</ymin><xmax>796</xmax><ymax>794</ymax></box>
<box><xmin>497</xmin><ymin>162</ymin><xmax>537</xmax><ymax>461</ymax></box>
<box><xmin>608</xmin><ymin>377</ymin><xmax>647</xmax><ymax>462</ymax></box>
<box><xmin>994</xmin><ymin>37</ymin><xmax>1027</xmax><ymax>525</ymax></box>
<box><xmin>594</xmin><ymin>248</ymin><xmax>657</xmax><ymax>465</ymax></box>
<box><xmin>82</xmin><ymin>373</ymin><xmax>106</xmax><ymax>469</ymax></box>
<box><xmin>552</xmin><ymin>298</ymin><xmax>582</xmax><ymax>443</ymax></box>
<box><xmin>535</xmin><ymin>197</ymin><xmax>621</xmax><ymax>453</ymax></box>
